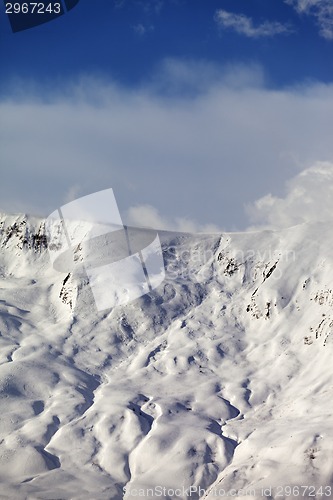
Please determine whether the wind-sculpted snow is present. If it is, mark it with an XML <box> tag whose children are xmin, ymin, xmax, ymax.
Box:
<box><xmin>0</xmin><ymin>214</ymin><xmax>333</xmax><ymax>499</ymax></box>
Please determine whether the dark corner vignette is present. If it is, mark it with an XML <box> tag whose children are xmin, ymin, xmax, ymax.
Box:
<box><xmin>4</xmin><ymin>0</ymin><xmax>80</xmax><ymax>32</ymax></box>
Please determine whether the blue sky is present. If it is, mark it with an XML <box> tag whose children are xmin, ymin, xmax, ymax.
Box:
<box><xmin>1</xmin><ymin>0</ymin><xmax>333</xmax><ymax>88</ymax></box>
<box><xmin>1</xmin><ymin>0</ymin><xmax>333</xmax><ymax>230</ymax></box>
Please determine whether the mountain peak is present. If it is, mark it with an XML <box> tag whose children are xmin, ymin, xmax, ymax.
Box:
<box><xmin>0</xmin><ymin>213</ymin><xmax>332</xmax><ymax>498</ymax></box>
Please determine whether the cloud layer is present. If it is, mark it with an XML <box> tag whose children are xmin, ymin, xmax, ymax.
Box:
<box><xmin>2</xmin><ymin>61</ymin><xmax>333</xmax><ymax>231</ymax></box>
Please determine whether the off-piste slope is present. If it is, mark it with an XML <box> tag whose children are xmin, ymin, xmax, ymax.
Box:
<box><xmin>0</xmin><ymin>214</ymin><xmax>332</xmax><ymax>500</ymax></box>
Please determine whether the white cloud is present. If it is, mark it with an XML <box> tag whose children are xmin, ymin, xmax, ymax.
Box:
<box><xmin>2</xmin><ymin>62</ymin><xmax>333</xmax><ymax>229</ymax></box>
<box><xmin>247</xmin><ymin>162</ymin><xmax>333</xmax><ymax>229</ymax></box>
<box><xmin>215</xmin><ymin>9</ymin><xmax>293</xmax><ymax>38</ymax></box>
<box><xmin>286</xmin><ymin>0</ymin><xmax>333</xmax><ymax>39</ymax></box>
<box><xmin>125</xmin><ymin>204</ymin><xmax>221</xmax><ymax>233</ymax></box>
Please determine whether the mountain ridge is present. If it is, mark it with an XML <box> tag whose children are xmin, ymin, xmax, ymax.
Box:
<box><xmin>0</xmin><ymin>213</ymin><xmax>332</xmax><ymax>499</ymax></box>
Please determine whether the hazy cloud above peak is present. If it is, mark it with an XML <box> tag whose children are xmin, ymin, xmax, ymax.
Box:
<box><xmin>247</xmin><ymin>162</ymin><xmax>333</xmax><ymax>229</ymax></box>
<box><xmin>215</xmin><ymin>9</ymin><xmax>293</xmax><ymax>38</ymax></box>
<box><xmin>125</xmin><ymin>204</ymin><xmax>221</xmax><ymax>233</ymax></box>
<box><xmin>2</xmin><ymin>62</ymin><xmax>333</xmax><ymax>230</ymax></box>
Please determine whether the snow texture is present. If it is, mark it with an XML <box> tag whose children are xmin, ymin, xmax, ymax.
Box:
<box><xmin>0</xmin><ymin>213</ymin><xmax>332</xmax><ymax>499</ymax></box>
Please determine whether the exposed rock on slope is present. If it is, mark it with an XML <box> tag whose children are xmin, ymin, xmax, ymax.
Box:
<box><xmin>0</xmin><ymin>214</ymin><xmax>332</xmax><ymax>499</ymax></box>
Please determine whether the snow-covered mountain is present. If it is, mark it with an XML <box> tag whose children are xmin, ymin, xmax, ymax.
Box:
<box><xmin>0</xmin><ymin>213</ymin><xmax>333</xmax><ymax>500</ymax></box>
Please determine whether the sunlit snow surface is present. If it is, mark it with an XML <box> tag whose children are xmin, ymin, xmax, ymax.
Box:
<box><xmin>0</xmin><ymin>214</ymin><xmax>333</xmax><ymax>500</ymax></box>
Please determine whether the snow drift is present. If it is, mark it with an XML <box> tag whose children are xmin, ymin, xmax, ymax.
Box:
<box><xmin>0</xmin><ymin>213</ymin><xmax>332</xmax><ymax>499</ymax></box>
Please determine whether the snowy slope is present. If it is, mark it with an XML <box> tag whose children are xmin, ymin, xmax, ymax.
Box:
<box><xmin>0</xmin><ymin>213</ymin><xmax>333</xmax><ymax>500</ymax></box>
